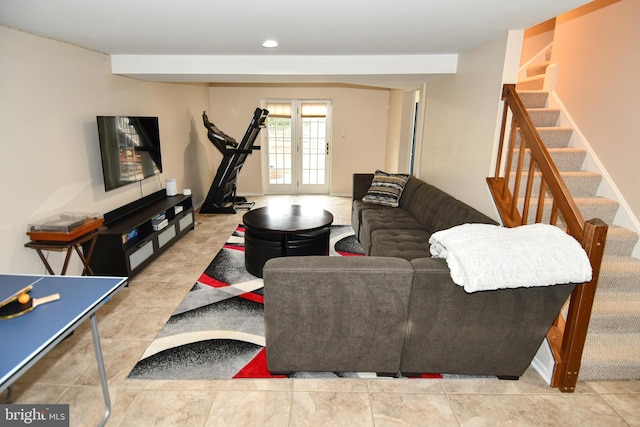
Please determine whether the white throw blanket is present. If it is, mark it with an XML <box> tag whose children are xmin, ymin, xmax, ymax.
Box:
<box><xmin>429</xmin><ymin>223</ymin><xmax>592</xmax><ymax>293</ymax></box>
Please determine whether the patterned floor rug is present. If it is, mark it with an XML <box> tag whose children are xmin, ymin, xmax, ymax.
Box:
<box><xmin>127</xmin><ymin>224</ymin><xmax>391</xmax><ymax>380</ymax></box>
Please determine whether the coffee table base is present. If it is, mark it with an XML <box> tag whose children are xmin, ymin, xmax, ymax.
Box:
<box><xmin>244</xmin><ymin>227</ymin><xmax>330</xmax><ymax>278</ymax></box>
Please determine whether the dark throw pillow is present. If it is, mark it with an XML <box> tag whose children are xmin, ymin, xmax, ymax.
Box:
<box><xmin>362</xmin><ymin>170</ymin><xmax>410</xmax><ymax>208</ymax></box>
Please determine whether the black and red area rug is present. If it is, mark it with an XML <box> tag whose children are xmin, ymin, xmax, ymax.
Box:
<box><xmin>127</xmin><ymin>224</ymin><xmax>407</xmax><ymax>380</ymax></box>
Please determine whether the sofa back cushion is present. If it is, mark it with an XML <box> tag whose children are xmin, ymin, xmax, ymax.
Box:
<box><xmin>399</xmin><ymin>177</ymin><xmax>497</xmax><ymax>232</ymax></box>
<box><xmin>431</xmin><ymin>196</ymin><xmax>498</xmax><ymax>232</ymax></box>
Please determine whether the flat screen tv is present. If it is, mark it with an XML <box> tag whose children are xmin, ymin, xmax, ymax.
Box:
<box><xmin>96</xmin><ymin>116</ymin><xmax>163</xmax><ymax>192</ymax></box>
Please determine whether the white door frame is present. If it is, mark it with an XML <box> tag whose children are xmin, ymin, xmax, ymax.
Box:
<box><xmin>261</xmin><ymin>99</ymin><xmax>332</xmax><ymax>194</ymax></box>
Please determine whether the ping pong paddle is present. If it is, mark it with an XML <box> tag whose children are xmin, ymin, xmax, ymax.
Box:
<box><xmin>0</xmin><ymin>284</ymin><xmax>34</xmax><ymax>309</ymax></box>
<box><xmin>0</xmin><ymin>293</ymin><xmax>60</xmax><ymax>319</ymax></box>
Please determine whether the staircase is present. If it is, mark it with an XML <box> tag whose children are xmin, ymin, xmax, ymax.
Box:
<box><xmin>517</xmin><ymin>55</ymin><xmax>640</xmax><ymax>381</ymax></box>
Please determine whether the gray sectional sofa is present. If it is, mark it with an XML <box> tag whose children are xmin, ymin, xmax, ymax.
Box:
<box><xmin>263</xmin><ymin>173</ymin><xmax>576</xmax><ymax>378</ymax></box>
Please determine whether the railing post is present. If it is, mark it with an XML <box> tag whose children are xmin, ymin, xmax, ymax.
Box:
<box><xmin>552</xmin><ymin>218</ymin><xmax>608</xmax><ymax>392</ymax></box>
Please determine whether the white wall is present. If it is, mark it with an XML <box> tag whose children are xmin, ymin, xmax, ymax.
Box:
<box><xmin>207</xmin><ymin>85</ymin><xmax>390</xmax><ymax>196</ymax></box>
<box><xmin>419</xmin><ymin>31</ymin><xmax>524</xmax><ymax>219</ymax></box>
<box><xmin>0</xmin><ymin>26</ymin><xmax>210</xmax><ymax>274</ymax></box>
<box><xmin>420</xmin><ymin>31</ymin><xmax>523</xmax><ymax>219</ymax></box>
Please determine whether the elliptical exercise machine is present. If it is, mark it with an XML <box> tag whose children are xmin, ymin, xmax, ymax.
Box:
<box><xmin>200</xmin><ymin>107</ymin><xmax>269</xmax><ymax>214</ymax></box>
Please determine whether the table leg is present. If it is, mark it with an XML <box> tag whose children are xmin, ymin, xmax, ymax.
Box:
<box><xmin>34</xmin><ymin>249</ymin><xmax>56</xmax><ymax>275</ymax></box>
<box><xmin>73</xmin><ymin>243</ymin><xmax>95</xmax><ymax>276</ymax></box>
<box><xmin>60</xmin><ymin>247</ymin><xmax>74</xmax><ymax>275</ymax></box>
<box><xmin>83</xmin><ymin>235</ymin><xmax>99</xmax><ymax>275</ymax></box>
<box><xmin>90</xmin><ymin>314</ymin><xmax>111</xmax><ymax>427</ymax></box>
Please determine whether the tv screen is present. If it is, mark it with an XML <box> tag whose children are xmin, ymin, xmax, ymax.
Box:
<box><xmin>96</xmin><ymin>116</ymin><xmax>163</xmax><ymax>192</ymax></box>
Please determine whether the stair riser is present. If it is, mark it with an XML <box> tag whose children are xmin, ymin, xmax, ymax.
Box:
<box><xmin>588</xmin><ymin>315</ymin><xmax>640</xmax><ymax>334</ymax></box>
<box><xmin>604</xmin><ymin>228</ymin><xmax>640</xmax><ymax>257</ymax></box>
<box><xmin>598</xmin><ymin>272</ymin><xmax>640</xmax><ymax>293</ymax></box>
<box><xmin>579</xmin><ymin>332</ymin><xmax>640</xmax><ymax>381</ymax></box>
<box><xmin>527</xmin><ymin>62</ymin><xmax>550</xmax><ymax>77</ymax></box>
<box><xmin>517</xmin><ymin>76</ymin><xmax>544</xmax><ymax>91</ymax></box>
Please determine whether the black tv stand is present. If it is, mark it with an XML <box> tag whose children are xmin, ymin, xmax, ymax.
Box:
<box><xmin>83</xmin><ymin>189</ymin><xmax>195</xmax><ymax>278</ymax></box>
<box><xmin>200</xmin><ymin>108</ymin><xmax>268</xmax><ymax>214</ymax></box>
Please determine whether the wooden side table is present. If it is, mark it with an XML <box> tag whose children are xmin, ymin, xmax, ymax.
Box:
<box><xmin>24</xmin><ymin>228</ymin><xmax>102</xmax><ymax>275</ymax></box>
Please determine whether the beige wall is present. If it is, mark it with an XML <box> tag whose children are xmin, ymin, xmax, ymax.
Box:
<box><xmin>552</xmin><ymin>0</ymin><xmax>640</xmax><ymax>221</ymax></box>
<box><xmin>521</xmin><ymin>18</ymin><xmax>556</xmax><ymax>64</ymax></box>
<box><xmin>385</xmin><ymin>90</ymin><xmax>403</xmax><ymax>173</ymax></box>
<box><xmin>0</xmin><ymin>26</ymin><xmax>210</xmax><ymax>274</ymax></box>
<box><xmin>419</xmin><ymin>31</ymin><xmax>524</xmax><ymax>219</ymax></box>
<box><xmin>208</xmin><ymin>85</ymin><xmax>390</xmax><ymax>196</ymax></box>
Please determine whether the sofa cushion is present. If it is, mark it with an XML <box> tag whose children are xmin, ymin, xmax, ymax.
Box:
<box><xmin>360</xmin><ymin>208</ymin><xmax>423</xmax><ymax>254</ymax></box>
<box><xmin>362</xmin><ymin>170</ymin><xmax>410</xmax><ymax>208</ymax></box>
<box><xmin>351</xmin><ymin>199</ymin><xmax>389</xmax><ymax>240</ymax></box>
<box><xmin>370</xmin><ymin>229</ymin><xmax>432</xmax><ymax>260</ymax></box>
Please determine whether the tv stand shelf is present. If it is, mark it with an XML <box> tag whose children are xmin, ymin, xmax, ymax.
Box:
<box><xmin>83</xmin><ymin>189</ymin><xmax>194</xmax><ymax>278</ymax></box>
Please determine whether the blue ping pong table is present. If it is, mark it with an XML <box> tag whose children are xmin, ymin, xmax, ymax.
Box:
<box><xmin>0</xmin><ymin>274</ymin><xmax>128</xmax><ymax>427</ymax></box>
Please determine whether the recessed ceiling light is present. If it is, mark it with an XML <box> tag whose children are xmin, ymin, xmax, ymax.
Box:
<box><xmin>262</xmin><ymin>39</ymin><xmax>279</xmax><ymax>48</ymax></box>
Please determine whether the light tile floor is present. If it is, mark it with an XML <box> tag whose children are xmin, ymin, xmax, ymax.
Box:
<box><xmin>7</xmin><ymin>195</ymin><xmax>640</xmax><ymax>426</ymax></box>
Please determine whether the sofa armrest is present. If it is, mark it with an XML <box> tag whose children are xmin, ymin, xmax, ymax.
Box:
<box><xmin>352</xmin><ymin>173</ymin><xmax>374</xmax><ymax>201</ymax></box>
<box><xmin>263</xmin><ymin>256</ymin><xmax>414</xmax><ymax>374</ymax></box>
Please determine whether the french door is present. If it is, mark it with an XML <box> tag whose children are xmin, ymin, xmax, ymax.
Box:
<box><xmin>262</xmin><ymin>100</ymin><xmax>331</xmax><ymax>194</ymax></box>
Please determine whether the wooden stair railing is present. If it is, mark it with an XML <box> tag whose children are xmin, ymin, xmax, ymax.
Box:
<box><xmin>487</xmin><ymin>84</ymin><xmax>608</xmax><ymax>392</ymax></box>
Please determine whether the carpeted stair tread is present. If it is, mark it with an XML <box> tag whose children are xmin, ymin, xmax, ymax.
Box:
<box><xmin>515</xmin><ymin>127</ymin><xmax>574</xmax><ymax>149</ymax></box>
<box><xmin>510</xmin><ymin>171</ymin><xmax>602</xmax><ymax>198</ymax></box>
<box><xmin>527</xmin><ymin>108</ymin><xmax>560</xmax><ymax>127</ymax></box>
<box><xmin>597</xmin><ymin>255</ymin><xmax>640</xmax><ymax>293</ymax></box>
<box><xmin>579</xmin><ymin>332</ymin><xmax>640</xmax><ymax>381</ymax></box>
<box><xmin>518</xmin><ymin>90</ymin><xmax>548</xmax><ymax>108</ymax></box>
<box><xmin>512</xmin><ymin>147</ymin><xmax>586</xmax><ymax>172</ymax></box>
<box><xmin>605</xmin><ymin>226</ymin><xmax>640</xmax><ymax>257</ymax></box>
<box><xmin>517</xmin><ymin>75</ymin><xmax>544</xmax><ymax>91</ymax></box>
<box><xmin>527</xmin><ymin>61</ymin><xmax>552</xmax><ymax>77</ymax></box>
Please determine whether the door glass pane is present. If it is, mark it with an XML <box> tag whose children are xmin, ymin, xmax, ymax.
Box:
<box><xmin>266</xmin><ymin>104</ymin><xmax>292</xmax><ymax>185</ymax></box>
<box><xmin>301</xmin><ymin>103</ymin><xmax>327</xmax><ymax>185</ymax></box>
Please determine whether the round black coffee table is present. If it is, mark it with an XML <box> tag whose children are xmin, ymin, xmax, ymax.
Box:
<box><xmin>242</xmin><ymin>205</ymin><xmax>334</xmax><ymax>278</ymax></box>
